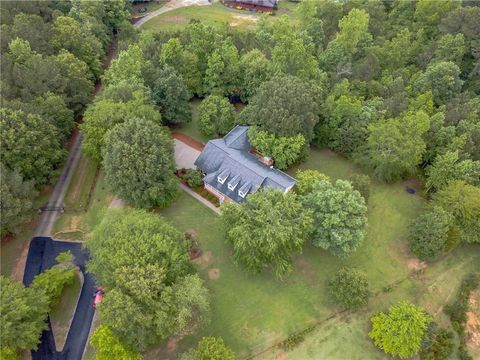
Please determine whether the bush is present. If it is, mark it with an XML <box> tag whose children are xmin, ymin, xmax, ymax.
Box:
<box><xmin>328</xmin><ymin>268</ymin><xmax>370</xmax><ymax>309</ymax></box>
<box><xmin>348</xmin><ymin>174</ymin><xmax>371</xmax><ymax>202</ymax></box>
<box><xmin>294</xmin><ymin>169</ymin><xmax>330</xmax><ymax>195</ymax></box>
<box><xmin>185</xmin><ymin>169</ymin><xmax>203</xmax><ymax>188</ymax></box>
<box><xmin>408</xmin><ymin>206</ymin><xmax>452</xmax><ymax>260</ymax></box>
<box><xmin>281</xmin><ymin>326</ymin><xmax>315</xmax><ymax>351</ymax></box>
<box><xmin>419</xmin><ymin>322</ymin><xmax>454</xmax><ymax>360</ymax></box>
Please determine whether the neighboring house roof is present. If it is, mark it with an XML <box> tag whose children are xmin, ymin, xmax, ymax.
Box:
<box><xmin>194</xmin><ymin>126</ymin><xmax>296</xmax><ymax>203</ymax></box>
<box><xmin>234</xmin><ymin>0</ymin><xmax>277</xmax><ymax>8</ymax></box>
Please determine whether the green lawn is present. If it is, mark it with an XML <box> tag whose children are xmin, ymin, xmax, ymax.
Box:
<box><xmin>158</xmin><ymin>148</ymin><xmax>435</xmax><ymax>358</ymax></box>
<box><xmin>64</xmin><ymin>155</ymin><xmax>99</xmax><ymax>211</ymax></box>
<box><xmin>50</xmin><ymin>271</ymin><xmax>82</xmax><ymax>350</ymax></box>
<box><xmin>53</xmin><ymin>171</ymin><xmax>113</xmax><ymax>241</ymax></box>
<box><xmin>141</xmin><ymin>1</ymin><xmax>300</xmax><ymax>33</ymax></box>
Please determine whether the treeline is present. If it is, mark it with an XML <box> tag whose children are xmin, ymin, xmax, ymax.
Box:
<box><xmin>0</xmin><ymin>0</ymin><xmax>129</xmax><ymax>236</ymax></box>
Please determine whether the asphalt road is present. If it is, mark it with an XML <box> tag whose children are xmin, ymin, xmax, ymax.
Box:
<box><xmin>23</xmin><ymin>237</ymin><xmax>95</xmax><ymax>360</ymax></box>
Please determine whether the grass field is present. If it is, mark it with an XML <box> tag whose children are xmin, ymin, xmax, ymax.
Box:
<box><xmin>157</xmin><ymin>147</ymin><xmax>465</xmax><ymax>358</ymax></box>
<box><xmin>64</xmin><ymin>155</ymin><xmax>99</xmax><ymax>211</ymax></box>
<box><xmin>50</xmin><ymin>271</ymin><xmax>82</xmax><ymax>350</ymax></box>
<box><xmin>53</xmin><ymin>171</ymin><xmax>113</xmax><ymax>241</ymax></box>
<box><xmin>141</xmin><ymin>1</ymin><xmax>300</xmax><ymax>33</ymax></box>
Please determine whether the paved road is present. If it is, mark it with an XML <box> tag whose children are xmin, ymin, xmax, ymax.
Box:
<box><xmin>133</xmin><ymin>0</ymin><xmax>211</xmax><ymax>28</ymax></box>
<box><xmin>23</xmin><ymin>237</ymin><xmax>95</xmax><ymax>360</ymax></box>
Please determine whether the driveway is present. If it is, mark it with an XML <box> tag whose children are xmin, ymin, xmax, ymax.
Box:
<box><xmin>133</xmin><ymin>0</ymin><xmax>211</xmax><ymax>28</ymax></box>
<box><xmin>23</xmin><ymin>237</ymin><xmax>95</xmax><ymax>360</ymax></box>
<box><xmin>174</xmin><ymin>139</ymin><xmax>201</xmax><ymax>169</ymax></box>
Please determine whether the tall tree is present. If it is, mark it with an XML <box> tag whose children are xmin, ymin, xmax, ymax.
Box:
<box><xmin>0</xmin><ymin>164</ymin><xmax>37</xmax><ymax>236</ymax></box>
<box><xmin>149</xmin><ymin>66</ymin><xmax>191</xmax><ymax>125</ymax></box>
<box><xmin>182</xmin><ymin>337</ymin><xmax>236</xmax><ymax>360</ymax></box>
<box><xmin>198</xmin><ymin>95</ymin><xmax>235</xmax><ymax>137</ymax></box>
<box><xmin>239</xmin><ymin>49</ymin><xmax>273</xmax><ymax>102</ymax></box>
<box><xmin>408</xmin><ymin>206</ymin><xmax>453</xmax><ymax>260</ymax></box>
<box><xmin>103</xmin><ymin>44</ymin><xmax>145</xmax><ymax>87</ymax></box>
<box><xmin>89</xmin><ymin>325</ymin><xmax>142</xmax><ymax>360</ymax></box>
<box><xmin>81</xmin><ymin>88</ymin><xmax>161</xmax><ymax>162</ymax></box>
<box><xmin>240</xmin><ymin>76</ymin><xmax>319</xmax><ymax>142</ymax></box>
<box><xmin>302</xmin><ymin>180</ymin><xmax>367</xmax><ymax>258</ymax></box>
<box><xmin>204</xmin><ymin>39</ymin><xmax>240</xmax><ymax>97</ymax></box>
<box><xmin>0</xmin><ymin>108</ymin><xmax>65</xmax><ymax>185</ymax></box>
<box><xmin>103</xmin><ymin>118</ymin><xmax>178</xmax><ymax>208</ymax></box>
<box><xmin>0</xmin><ymin>276</ymin><xmax>49</xmax><ymax>352</ymax></box>
<box><xmin>222</xmin><ymin>189</ymin><xmax>313</xmax><ymax>279</ymax></box>
<box><xmin>369</xmin><ymin>301</ymin><xmax>431</xmax><ymax>359</ymax></box>
<box><xmin>433</xmin><ymin>181</ymin><xmax>480</xmax><ymax>244</ymax></box>
<box><xmin>356</xmin><ymin>111</ymin><xmax>430</xmax><ymax>182</ymax></box>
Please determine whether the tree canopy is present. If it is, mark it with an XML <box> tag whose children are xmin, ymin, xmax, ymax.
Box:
<box><xmin>302</xmin><ymin>180</ymin><xmax>367</xmax><ymax>258</ymax></box>
<box><xmin>222</xmin><ymin>189</ymin><xmax>313</xmax><ymax>279</ymax></box>
<box><xmin>103</xmin><ymin>118</ymin><xmax>178</xmax><ymax>208</ymax></box>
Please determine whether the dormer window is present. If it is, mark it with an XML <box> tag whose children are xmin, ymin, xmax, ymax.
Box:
<box><xmin>228</xmin><ymin>175</ymin><xmax>240</xmax><ymax>191</ymax></box>
<box><xmin>238</xmin><ymin>182</ymin><xmax>251</xmax><ymax>198</ymax></box>
<box><xmin>217</xmin><ymin>169</ymin><xmax>229</xmax><ymax>184</ymax></box>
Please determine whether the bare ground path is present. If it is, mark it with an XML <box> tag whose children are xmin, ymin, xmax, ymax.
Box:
<box><xmin>133</xmin><ymin>0</ymin><xmax>211</xmax><ymax>28</ymax></box>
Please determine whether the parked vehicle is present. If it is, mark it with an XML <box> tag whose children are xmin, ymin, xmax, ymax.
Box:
<box><xmin>93</xmin><ymin>287</ymin><xmax>105</xmax><ymax>308</ymax></box>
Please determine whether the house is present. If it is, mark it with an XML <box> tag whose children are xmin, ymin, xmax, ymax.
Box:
<box><xmin>221</xmin><ymin>0</ymin><xmax>278</xmax><ymax>13</ymax></box>
<box><xmin>194</xmin><ymin>126</ymin><xmax>296</xmax><ymax>204</ymax></box>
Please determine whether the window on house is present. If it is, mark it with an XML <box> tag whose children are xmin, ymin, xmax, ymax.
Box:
<box><xmin>217</xmin><ymin>169</ymin><xmax>229</xmax><ymax>184</ymax></box>
<box><xmin>228</xmin><ymin>175</ymin><xmax>240</xmax><ymax>191</ymax></box>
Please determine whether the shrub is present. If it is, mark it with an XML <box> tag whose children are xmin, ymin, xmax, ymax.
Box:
<box><xmin>295</xmin><ymin>169</ymin><xmax>330</xmax><ymax>195</ymax></box>
<box><xmin>185</xmin><ymin>169</ymin><xmax>203</xmax><ymax>188</ymax></box>
<box><xmin>348</xmin><ymin>174</ymin><xmax>371</xmax><ymax>202</ymax></box>
<box><xmin>369</xmin><ymin>301</ymin><xmax>431</xmax><ymax>359</ymax></box>
<box><xmin>419</xmin><ymin>322</ymin><xmax>454</xmax><ymax>360</ymax></box>
<box><xmin>408</xmin><ymin>206</ymin><xmax>452</xmax><ymax>260</ymax></box>
<box><xmin>328</xmin><ymin>268</ymin><xmax>370</xmax><ymax>309</ymax></box>
<box><xmin>281</xmin><ymin>326</ymin><xmax>315</xmax><ymax>351</ymax></box>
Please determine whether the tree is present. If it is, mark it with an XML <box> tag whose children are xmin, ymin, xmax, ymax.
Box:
<box><xmin>103</xmin><ymin>44</ymin><xmax>145</xmax><ymax>87</ymax></box>
<box><xmin>4</xmin><ymin>13</ymin><xmax>53</xmax><ymax>54</ymax></box>
<box><xmin>408</xmin><ymin>206</ymin><xmax>453</xmax><ymax>260</ymax></box>
<box><xmin>328</xmin><ymin>268</ymin><xmax>370</xmax><ymax>309</ymax></box>
<box><xmin>182</xmin><ymin>337</ymin><xmax>236</xmax><ymax>360</ymax></box>
<box><xmin>0</xmin><ymin>108</ymin><xmax>66</xmax><ymax>185</ymax></box>
<box><xmin>302</xmin><ymin>180</ymin><xmax>367</xmax><ymax>258</ymax></box>
<box><xmin>419</xmin><ymin>322</ymin><xmax>454</xmax><ymax>360</ymax></box>
<box><xmin>356</xmin><ymin>111</ymin><xmax>430</xmax><ymax>182</ymax></box>
<box><xmin>85</xmin><ymin>208</ymin><xmax>192</xmax><ymax>289</ymax></box>
<box><xmin>0</xmin><ymin>276</ymin><xmax>49</xmax><ymax>352</ymax></box>
<box><xmin>369</xmin><ymin>301</ymin><xmax>431</xmax><ymax>359</ymax></box>
<box><xmin>89</xmin><ymin>325</ymin><xmax>142</xmax><ymax>360</ymax></box>
<box><xmin>0</xmin><ymin>164</ymin><xmax>37</xmax><ymax>236</ymax></box>
<box><xmin>51</xmin><ymin>16</ymin><xmax>103</xmax><ymax>78</ymax></box>
<box><xmin>103</xmin><ymin>118</ymin><xmax>178</xmax><ymax>208</ymax></box>
<box><xmin>415</xmin><ymin>61</ymin><xmax>463</xmax><ymax>106</ymax></box>
<box><xmin>32</xmin><ymin>92</ymin><xmax>75</xmax><ymax>142</ymax></box>
<box><xmin>240</xmin><ymin>76</ymin><xmax>319</xmax><ymax>142</ymax></box>
<box><xmin>150</xmin><ymin>66</ymin><xmax>191</xmax><ymax>125</ymax></box>
<box><xmin>239</xmin><ymin>49</ymin><xmax>273</xmax><ymax>102</ymax></box>
<box><xmin>198</xmin><ymin>96</ymin><xmax>235</xmax><ymax>137</ymax></box>
<box><xmin>53</xmin><ymin>50</ymin><xmax>94</xmax><ymax>114</ymax></box>
<box><xmin>425</xmin><ymin>151</ymin><xmax>480</xmax><ymax>193</ymax></box>
<box><xmin>294</xmin><ymin>169</ymin><xmax>330</xmax><ymax>196</ymax></box>
<box><xmin>222</xmin><ymin>189</ymin><xmax>313</xmax><ymax>279</ymax></box>
<box><xmin>81</xmin><ymin>88</ymin><xmax>161</xmax><ymax>162</ymax></box>
<box><xmin>434</xmin><ymin>33</ymin><xmax>465</xmax><ymax>64</ymax></box>
<box><xmin>433</xmin><ymin>181</ymin><xmax>480</xmax><ymax>244</ymax></box>
<box><xmin>30</xmin><ymin>252</ymin><xmax>76</xmax><ymax>307</ymax></box>
<box><xmin>247</xmin><ymin>127</ymin><xmax>306</xmax><ymax>170</ymax></box>
<box><xmin>204</xmin><ymin>39</ymin><xmax>240</xmax><ymax>97</ymax></box>
<box><xmin>349</xmin><ymin>174</ymin><xmax>371</xmax><ymax>203</ymax></box>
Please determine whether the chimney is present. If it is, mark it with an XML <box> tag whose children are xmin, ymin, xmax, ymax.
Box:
<box><xmin>259</xmin><ymin>156</ymin><xmax>273</xmax><ymax>166</ymax></box>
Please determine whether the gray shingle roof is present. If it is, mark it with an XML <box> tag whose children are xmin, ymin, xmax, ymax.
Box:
<box><xmin>194</xmin><ymin>126</ymin><xmax>296</xmax><ymax>203</ymax></box>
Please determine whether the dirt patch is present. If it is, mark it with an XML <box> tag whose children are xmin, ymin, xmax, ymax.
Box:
<box><xmin>230</xmin><ymin>14</ymin><xmax>258</xmax><ymax>27</ymax></box>
<box><xmin>172</xmin><ymin>132</ymin><xmax>205</xmax><ymax>151</ymax></box>
<box><xmin>193</xmin><ymin>250</ymin><xmax>213</xmax><ymax>269</ymax></box>
<box><xmin>275</xmin><ymin>352</ymin><xmax>288</xmax><ymax>360</ymax></box>
<box><xmin>466</xmin><ymin>289</ymin><xmax>480</xmax><ymax>353</ymax></box>
<box><xmin>160</xmin><ymin>14</ymin><xmax>187</xmax><ymax>23</ymax></box>
<box><xmin>167</xmin><ymin>336</ymin><xmax>181</xmax><ymax>352</ymax></box>
<box><xmin>319</xmin><ymin>148</ymin><xmax>338</xmax><ymax>157</ymax></box>
<box><xmin>208</xmin><ymin>268</ymin><xmax>220</xmax><ymax>280</ymax></box>
<box><xmin>70</xmin><ymin>216</ymin><xmax>82</xmax><ymax>230</ymax></box>
<box><xmin>407</xmin><ymin>258</ymin><xmax>427</xmax><ymax>272</ymax></box>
